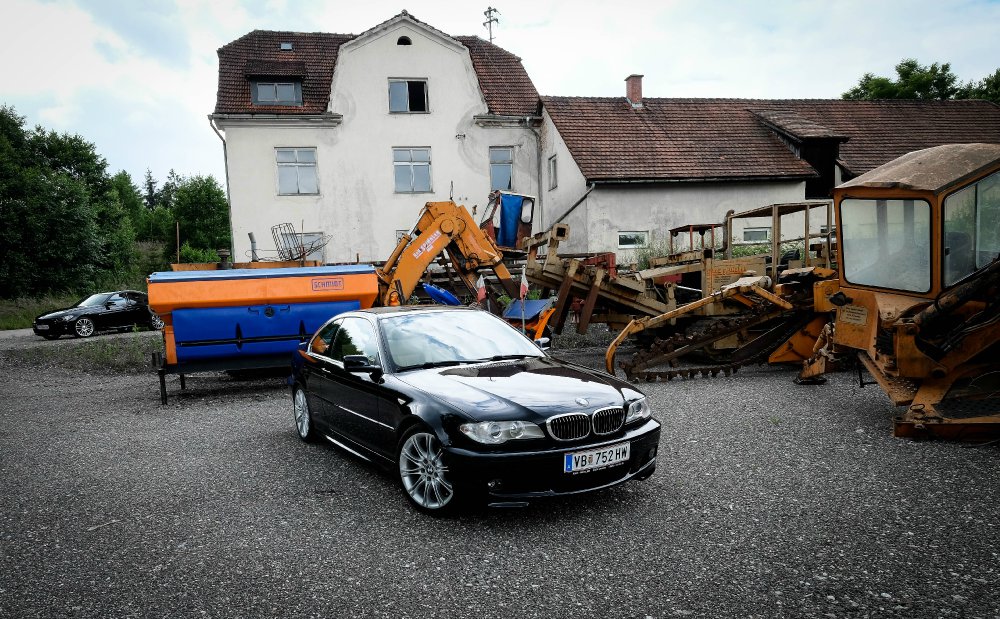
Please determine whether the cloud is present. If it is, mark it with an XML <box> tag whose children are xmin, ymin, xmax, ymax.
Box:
<box><xmin>2</xmin><ymin>0</ymin><xmax>999</xmax><ymax>188</ymax></box>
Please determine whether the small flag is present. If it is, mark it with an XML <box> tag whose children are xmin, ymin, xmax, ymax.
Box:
<box><xmin>476</xmin><ymin>275</ymin><xmax>487</xmax><ymax>302</ymax></box>
<box><xmin>519</xmin><ymin>268</ymin><xmax>529</xmax><ymax>300</ymax></box>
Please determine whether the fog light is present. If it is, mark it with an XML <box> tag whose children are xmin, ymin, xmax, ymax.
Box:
<box><xmin>487</xmin><ymin>479</ymin><xmax>503</xmax><ymax>489</ymax></box>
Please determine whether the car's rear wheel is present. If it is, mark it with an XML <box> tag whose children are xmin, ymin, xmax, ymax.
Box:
<box><xmin>150</xmin><ymin>312</ymin><xmax>164</xmax><ymax>330</ymax></box>
<box><xmin>293</xmin><ymin>386</ymin><xmax>317</xmax><ymax>442</ymax></box>
<box><xmin>73</xmin><ymin>318</ymin><xmax>95</xmax><ymax>338</ymax></box>
<box><xmin>397</xmin><ymin>428</ymin><xmax>456</xmax><ymax>515</ymax></box>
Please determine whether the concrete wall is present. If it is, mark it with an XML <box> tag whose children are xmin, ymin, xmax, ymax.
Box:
<box><xmin>220</xmin><ymin>18</ymin><xmax>538</xmax><ymax>264</ymax></box>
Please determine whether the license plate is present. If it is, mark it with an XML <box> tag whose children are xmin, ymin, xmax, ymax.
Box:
<box><xmin>564</xmin><ymin>442</ymin><xmax>630</xmax><ymax>473</ymax></box>
<box><xmin>35</xmin><ymin>324</ymin><xmax>49</xmax><ymax>330</ymax></box>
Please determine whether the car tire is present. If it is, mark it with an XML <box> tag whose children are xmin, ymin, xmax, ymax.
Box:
<box><xmin>293</xmin><ymin>386</ymin><xmax>317</xmax><ymax>442</ymax></box>
<box><xmin>150</xmin><ymin>312</ymin><xmax>164</xmax><ymax>330</ymax></box>
<box><xmin>397</xmin><ymin>427</ymin><xmax>458</xmax><ymax>515</ymax></box>
<box><xmin>73</xmin><ymin>318</ymin><xmax>95</xmax><ymax>338</ymax></box>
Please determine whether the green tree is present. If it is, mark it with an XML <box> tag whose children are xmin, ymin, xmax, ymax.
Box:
<box><xmin>957</xmin><ymin>68</ymin><xmax>1000</xmax><ymax>103</ymax></box>
<box><xmin>171</xmin><ymin>174</ymin><xmax>231</xmax><ymax>255</ymax></box>
<box><xmin>142</xmin><ymin>168</ymin><xmax>158</xmax><ymax>210</ymax></box>
<box><xmin>843</xmin><ymin>59</ymin><xmax>959</xmax><ymax>100</ymax></box>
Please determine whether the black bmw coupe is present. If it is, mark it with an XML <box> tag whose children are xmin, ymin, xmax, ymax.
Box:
<box><xmin>290</xmin><ymin>305</ymin><xmax>660</xmax><ymax>514</ymax></box>
<box><xmin>33</xmin><ymin>290</ymin><xmax>164</xmax><ymax>339</ymax></box>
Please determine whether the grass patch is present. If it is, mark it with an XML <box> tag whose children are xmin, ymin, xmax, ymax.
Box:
<box><xmin>0</xmin><ymin>294</ymin><xmax>81</xmax><ymax>330</ymax></box>
<box><xmin>4</xmin><ymin>331</ymin><xmax>163</xmax><ymax>374</ymax></box>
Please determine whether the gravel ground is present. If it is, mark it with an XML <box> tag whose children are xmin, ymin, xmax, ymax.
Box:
<box><xmin>0</xmin><ymin>330</ymin><xmax>998</xmax><ymax>618</ymax></box>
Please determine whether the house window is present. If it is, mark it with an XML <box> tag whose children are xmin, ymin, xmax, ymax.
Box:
<box><xmin>397</xmin><ymin>36</ymin><xmax>412</xmax><ymax>45</ymax></box>
<box><xmin>490</xmin><ymin>147</ymin><xmax>513</xmax><ymax>191</ymax></box>
<box><xmin>388</xmin><ymin>79</ymin><xmax>428</xmax><ymax>113</ymax></box>
<box><xmin>743</xmin><ymin>227</ymin><xmax>770</xmax><ymax>242</ymax></box>
<box><xmin>253</xmin><ymin>81</ymin><xmax>302</xmax><ymax>106</ymax></box>
<box><xmin>393</xmin><ymin>148</ymin><xmax>431</xmax><ymax>193</ymax></box>
<box><xmin>276</xmin><ymin>148</ymin><xmax>318</xmax><ymax>195</ymax></box>
<box><xmin>548</xmin><ymin>154</ymin><xmax>558</xmax><ymax>190</ymax></box>
<box><xmin>618</xmin><ymin>231</ymin><xmax>648</xmax><ymax>249</ymax></box>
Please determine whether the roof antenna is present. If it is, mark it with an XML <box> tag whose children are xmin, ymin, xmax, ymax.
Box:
<box><xmin>483</xmin><ymin>6</ymin><xmax>499</xmax><ymax>43</ymax></box>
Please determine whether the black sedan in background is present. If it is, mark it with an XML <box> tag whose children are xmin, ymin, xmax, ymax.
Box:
<box><xmin>33</xmin><ymin>290</ymin><xmax>164</xmax><ymax>339</ymax></box>
<box><xmin>290</xmin><ymin>306</ymin><xmax>660</xmax><ymax>514</ymax></box>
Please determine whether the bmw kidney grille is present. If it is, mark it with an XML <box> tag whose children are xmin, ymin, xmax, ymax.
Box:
<box><xmin>547</xmin><ymin>407</ymin><xmax>626</xmax><ymax>441</ymax></box>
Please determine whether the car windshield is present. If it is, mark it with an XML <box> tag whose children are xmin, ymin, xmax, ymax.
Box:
<box><xmin>381</xmin><ymin>310</ymin><xmax>544</xmax><ymax>371</ymax></box>
<box><xmin>75</xmin><ymin>293</ymin><xmax>112</xmax><ymax>307</ymax></box>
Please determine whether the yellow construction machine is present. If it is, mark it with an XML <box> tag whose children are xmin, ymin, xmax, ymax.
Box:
<box><xmin>605</xmin><ymin>143</ymin><xmax>1000</xmax><ymax>440</ymax></box>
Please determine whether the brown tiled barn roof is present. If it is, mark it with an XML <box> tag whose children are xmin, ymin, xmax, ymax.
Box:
<box><xmin>543</xmin><ymin>97</ymin><xmax>1000</xmax><ymax>182</ymax></box>
<box><xmin>754</xmin><ymin>99</ymin><xmax>1000</xmax><ymax>176</ymax></box>
<box><xmin>455</xmin><ymin>36</ymin><xmax>540</xmax><ymax>117</ymax></box>
<box><xmin>215</xmin><ymin>30</ymin><xmax>539</xmax><ymax>117</ymax></box>
<box><xmin>542</xmin><ymin>97</ymin><xmax>818</xmax><ymax>182</ymax></box>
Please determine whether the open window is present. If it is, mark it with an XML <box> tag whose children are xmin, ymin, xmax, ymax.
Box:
<box><xmin>388</xmin><ymin>79</ymin><xmax>428</xmax><ymax>113</ymax></box>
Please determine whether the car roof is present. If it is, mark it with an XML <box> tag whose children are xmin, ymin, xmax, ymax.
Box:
<box><xmin>359</xmin><ymin>305</ymin><xmax>477</xmax><ymax>317</ymax></box>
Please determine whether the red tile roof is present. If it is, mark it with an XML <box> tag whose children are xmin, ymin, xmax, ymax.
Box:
<box><xmin>455</xmin><ymin>36</ymin><xmax>539</xmax><ymax>117</ymax></box>
<box><xmin>215</xmin><ymin>30</ymin><xmax>539</xmax><ymax>117</ymax></box>
<box><xmin>216</xmin><ymin>30</ymin><xmax>353</xmax><ymax>115</ymax></box>
<box><xmin>543</xmin><ymin>97</ymin><xmax>1000</xmax><ymax>182</ymax></box>
<box><xmin>542</xmin><ymin>97</ymin><xmax>818</xmax><ymax>182</ymax></box>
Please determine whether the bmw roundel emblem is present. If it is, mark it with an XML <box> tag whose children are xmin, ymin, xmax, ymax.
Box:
<box><xmin>575</xmin><ymin>397</ymin><xmax>589</xmax><ymax>406</ymax></box>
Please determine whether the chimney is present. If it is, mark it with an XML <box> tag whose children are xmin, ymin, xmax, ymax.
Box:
<box><xmin>625</xmin><ymin>74</ymin><xmax>644</xmax><ymax>108</ymax></box>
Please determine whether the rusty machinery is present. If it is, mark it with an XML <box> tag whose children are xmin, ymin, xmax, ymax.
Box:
<box><xmin>602</xmin><ymin>143</ymin><xmax>1000</xmax><ymax>441</ymax></box>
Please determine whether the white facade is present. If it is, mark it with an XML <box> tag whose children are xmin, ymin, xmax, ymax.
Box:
<box><xmin>216</xmin><ymin>17</ymin><xmax>539</xmax><ymax>264</ymax></box>
<box><xmin>538</xmin><ymin>109</ymin><xmax>807</xmax><ymax>260</ymax></box>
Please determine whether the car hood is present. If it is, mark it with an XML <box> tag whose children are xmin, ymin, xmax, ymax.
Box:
<box><xmin>396</xmin><ymin>356</ymin><xmax>643</xmax><ymax>421</ymax></box>
<box><xmin>35</xmin><ymin>306</ymin><xmax>101</xmax><ymax>321</ymax></box>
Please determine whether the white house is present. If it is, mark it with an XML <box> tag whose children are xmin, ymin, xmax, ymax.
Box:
<box><xmin>213</xmin><ymin>13</ymin><xmax>1000</xmax><ymax>264</ymax></box>
<box><xmin>211</xmin><ymin>12</ymin><xmax>542</xmax><ymax>264</ymax></box>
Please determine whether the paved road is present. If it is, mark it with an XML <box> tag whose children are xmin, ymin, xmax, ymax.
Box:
<box><xmin>0</xmin><ymin>334</ymin><xmax>998</xmax><ymax>618</ymax></box>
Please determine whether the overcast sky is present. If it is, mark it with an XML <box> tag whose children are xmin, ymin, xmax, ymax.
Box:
<box><xmin>3</xmin><ymin>0</ymin><xmax>999</xmax><ymax>187</ymax></box>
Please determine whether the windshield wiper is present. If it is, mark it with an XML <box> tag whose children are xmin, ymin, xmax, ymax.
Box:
<box><xmin>395</xmin><ymin>360</ymin><xmax>466</xmax><ymax>372</ymax></box>
<box><xmin>478</xmin><ymin>354</ymin><xmax>537</xmax><ymax>362</ymax></box>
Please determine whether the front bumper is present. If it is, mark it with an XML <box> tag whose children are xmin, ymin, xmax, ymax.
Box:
<box><xmin>444</xmin><ymin>419</ymin><xmax>661</xmax><ymax>503</ymax></box>
<box><xmin>33</xmin><ymin>321</ymin><xmax>72</xmax><ymax>336</ymax></box>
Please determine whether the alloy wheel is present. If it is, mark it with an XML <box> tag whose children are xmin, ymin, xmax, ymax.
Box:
<box><xmin>398</xmin><ymin>431</ymin><xmax>454</xmax><ymax>511</ymax></box>
<box><xmin>293</xmin><ymin>388</ymin><xmax>313</xmax><ymax>440</ymax></box>
<box><xmin>74</xmin><ymin>318</ymin><xmax>95</xmax><ymax>338</ymax></box>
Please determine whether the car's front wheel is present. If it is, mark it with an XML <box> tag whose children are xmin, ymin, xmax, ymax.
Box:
<box><xmin>293</xmin><ymin>386</ymin><xmax>317</xmax><ymax>442</ymax></box>
<box><xmin>397</xmin><ymin>428</ymin><xmax>456</xmax><ymax>515</ymax></box>
<box><xmin>73</xmin><ymin>318</ymin><xmax>95</xmax><ymax>338</ymax></box>
<box><xmin>149</xmin><ymin>312</ymin><xmax>164</xmax><ymax>330</ymax></box>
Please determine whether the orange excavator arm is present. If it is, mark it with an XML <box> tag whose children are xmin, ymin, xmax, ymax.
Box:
<box><xmin>376</xmin><ymin>200</ymin><xmax>519</xmax><ymax>306</ymax></box>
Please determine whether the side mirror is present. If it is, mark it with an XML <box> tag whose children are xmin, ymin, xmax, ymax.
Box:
<box><xmin>343</xmin><ymin>354</ymin><xmax>382</xmax><ymax>374</ymax></box>
<box><xmin>534</xmin><ymin>336</ymin><xmax>550</xmax><ymax>351</ymax></box>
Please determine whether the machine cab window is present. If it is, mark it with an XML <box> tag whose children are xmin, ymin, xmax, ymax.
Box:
<box><xmin>943</xmin><ymin>169</ymin><xmax>1000</xmax><ymax>287</ymax></box>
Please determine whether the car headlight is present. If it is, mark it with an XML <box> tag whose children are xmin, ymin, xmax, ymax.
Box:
<box><xmin>459</xmin><ymin>420</ymin><xmax>544</xmax><ymax>444</ymax></box>
<box><xmin>61</xmin><ymin>314</ymin><xmax>77</xmax><ymax>321</ymax></box>
<box><xmin>625</xmin><ymin>397</ymin><xmax>652</xmax><ymax>424</ymax></box>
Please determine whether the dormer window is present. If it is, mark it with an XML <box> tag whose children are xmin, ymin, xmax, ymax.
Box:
<box><xmin>388</xmin><ymin>79</ymin><xmax>427</xmax><ymax>113</ymax></box>
<box><xmin>252</xmin><ymin>81</ymin><xmax>302</xmax><ymax>106</ymax></box>
<box><xmin>280</xmin><ymin>42</ymin><xmax>293</xmax><ymax>51</ymax></box>
<box><xmin>397</xmin><ymin>36</ymin><xmax>411</xmax><ymax>45</ymax></box>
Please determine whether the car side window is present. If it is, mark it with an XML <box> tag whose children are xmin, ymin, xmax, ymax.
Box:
<box><xmin>310</xmin><ymin>321</ymin><xmax>340</xmax><ymax>357</ymax></box>
<box><xmin>330</xmin><ymin>318</ymin><xmax>381</xmax><ymax>366</ymax></box>
<box><xmin>107</xmin><ymin>293</ymin><xmax>127</xmax><ymax>307</ymax></box>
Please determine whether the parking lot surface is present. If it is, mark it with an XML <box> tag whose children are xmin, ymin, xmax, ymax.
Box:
<box><xmin>1</xmin><ymin>332</ymin><xmax>998</xmax><ymax>618</ymax></box>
